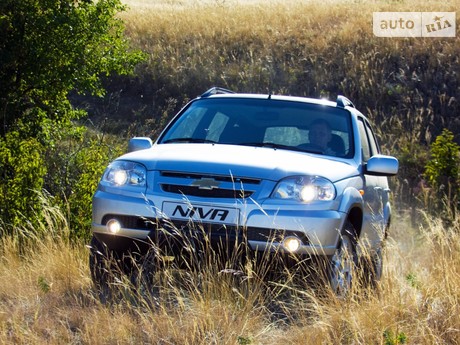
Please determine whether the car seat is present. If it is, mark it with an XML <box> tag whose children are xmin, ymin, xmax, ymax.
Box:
<box><xmin>329</xmin><ymin>134</ymin><xmax>346</xmax><ymax>156</ymax></box>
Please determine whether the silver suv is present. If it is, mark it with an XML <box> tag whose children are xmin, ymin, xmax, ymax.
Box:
<box><xmin>90</xmin><ymin>87</ymin><xmax>398</xmax><ymax>293</ymax></box>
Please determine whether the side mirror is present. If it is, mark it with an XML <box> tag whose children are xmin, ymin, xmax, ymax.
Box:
<box><xmin>366</xmin><ymin>154</ymin><xmax>399</xmax><ymax>176</ymax></box>
<box><xmin>128</xmin><ymin>137</ymin><xmax>153</xmax><ymax>152</ymax></box>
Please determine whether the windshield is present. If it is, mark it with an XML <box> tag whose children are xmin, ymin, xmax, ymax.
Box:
<box><xmin>158</xmin><ymin>98</ymin><xmax>354</xmax><ymax>158</ymax></box>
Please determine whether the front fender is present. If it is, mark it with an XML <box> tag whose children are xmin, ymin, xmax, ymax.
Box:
<box><xmin>338</xmin><ymin>187</ymin><xmax>363</xmax><ymax>215</ymax></box>
<box><xmin>338</xmin><ymin>187</ymin><xmax>364</xmax><ymax>238</ymax></box>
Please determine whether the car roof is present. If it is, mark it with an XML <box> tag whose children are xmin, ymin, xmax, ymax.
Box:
<box><xmin>197</xmin><ymin>87</ymin><xmax>356</xmax><ymax>110</ymax></box>
<box><xmin>202</xmin><ymin>93</ymin><xmax>336</xmax><ymax>106</ymax></box>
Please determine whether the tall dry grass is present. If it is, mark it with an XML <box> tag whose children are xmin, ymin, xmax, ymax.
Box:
<box><xmin>1</xmin><ymin>1</ymin><xmax>459</xmax><ymax>343</ymax></box>
<box><xmin>0</xmin><ymin>193</ymin><xmax>459</xmax><ymax>344</ymax></box>
<box><xmin>111</xmin><ymin>0</ymin><xmax>460</xmax><ymax>152</ymax></box>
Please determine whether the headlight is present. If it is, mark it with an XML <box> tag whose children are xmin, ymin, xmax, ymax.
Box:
<box><xmin>103</xmin><ymin>161</ymin><xmax>147</xmax><ymax>187</ymax></box>
<box><xmin>271</xmin><ymin>176</ymin><xmax>335</xmax><ymax>202</ymax></box>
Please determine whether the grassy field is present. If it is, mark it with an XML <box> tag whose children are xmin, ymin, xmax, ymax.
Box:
<box><xmin>0</xmin><ymin>202</ymin><xmax>459</xmax><ymax>344</ymax></box>
<box><xmin>105</xmin><ymin>0</ymin><xmax>460</xmax><ymax>152</ymax></box>
<box><xmin>1</xmin><ymin>0</ymin><xmax>460</xmax><ymax>344</ymax></box>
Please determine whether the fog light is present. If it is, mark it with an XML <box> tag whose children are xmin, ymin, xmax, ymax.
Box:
<box><xmin>283</xmin><ymin>237</ymin><xmax>301</xmax><ymax>252</ymax></box>
<box><xmin>107</xmin><ymin>219</ymin><xmax>121</xmax><ymax>234</ymax></box>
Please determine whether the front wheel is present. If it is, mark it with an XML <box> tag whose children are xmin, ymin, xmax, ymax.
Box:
<box><xmin>88</xmin><ymin>236</ymin><xmax>128</xmax><ymax>297</ymax></box>
<box><xmin>361</xmin><ymin>243</ymin><xmax>384</xmax><ymax>288</ymax></box>
<box><xmin>329</xmin><ymin>222</ymin><xmax>358</xmax><ymax>296</ymax></box>
<box><xmin>89</xmin><ymin>236</ymin><xmax>113</xmax><ymax>293</ymax></box>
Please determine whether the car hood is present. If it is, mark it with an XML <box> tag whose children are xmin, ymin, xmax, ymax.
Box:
<box><xmin>119</xmin><ymin>143</ymin><xmax>358</xmax><ymax>182</ymax></box>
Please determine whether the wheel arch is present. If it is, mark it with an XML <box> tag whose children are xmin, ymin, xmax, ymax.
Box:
<box><xmin>347</xmin><ymin>206</ymin><xmax>363</xmax><ymax>238</ymax></box>
<box><xmin>339</xmin><ymin>187</ymin><xmax>364</xmax><ymax>238</ymax></box>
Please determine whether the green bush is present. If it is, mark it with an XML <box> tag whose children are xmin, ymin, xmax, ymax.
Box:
<box><xmin>0</xmin><ymin>0</ymin><xmax>143</xmax><ymax>236</ymax></box>
<box><xmin>424</xmin><ymin>128</ymin><xmax>460</xmax><ymax>217</ymax></box>
<box><xmin>0</xmin><ymin>122</ymin><xmax>124</xmax><ymax>238</ymax></box>
<box><xmin>64</xmin><ymin>131</ymin><xmax>124</xmax><ymax>239</ymax></box>
<box><xmin>0</xmin><ymin>132</ymin><xmax>46</xmax><ymax>229</ymax></box>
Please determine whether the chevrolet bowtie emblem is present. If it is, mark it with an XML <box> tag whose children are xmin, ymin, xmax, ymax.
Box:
<box><xmin>191</xmin><ymin>178</ymin><xmax>221</xmax><ymax>190</ymax></box>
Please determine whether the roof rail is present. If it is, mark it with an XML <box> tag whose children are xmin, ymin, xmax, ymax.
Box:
<box><xmin>336</xmin><ymin>95</ymin><xmax>355</xmax><ymax>108</ymax></box>
<box><xmin>200</xmin><ymin>87</ymin><xmax>235</xmax><ymax>98</ymax></box>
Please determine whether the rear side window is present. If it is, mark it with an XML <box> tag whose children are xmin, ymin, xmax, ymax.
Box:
<box><xmin>358</xmin><ymin>118</ymin><xmax>371</xmax><ymax>161</ymax></box>
<box><xmin>358</xmin><ymin>117</ymin><xmax>380</xmax><ymax>161</ymax></box>
<box><xmin>364</xmin><ymin>120</ymin><xmax>380</xmax><ymax>156</ymax></box>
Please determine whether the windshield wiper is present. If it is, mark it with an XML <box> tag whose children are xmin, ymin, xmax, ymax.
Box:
<box><xmin>239</xmin><ymin>142</ymin><xmax>297</xmax><ymax>150</ymax></box>
<box><xmin>239</xmin><ymin>142</ymin><xmax>324</xmax><ymax>154</ymax></box>
<box><xmin>163</xmin><ymin>138</ymin><xmax>217</xmax><ymax>144</ymax></box>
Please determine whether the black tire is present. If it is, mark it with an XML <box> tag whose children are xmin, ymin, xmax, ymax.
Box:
<box><xmin>89</xmin><ymin>236</ymin><xmax>163</xmax><ymax>303</ymax></box>
<box><xmin>329</xmin><ymin>221</ymin><xmax>358</xmax><ymax>296</ymax></box>
<box><xmin>130</xmin><ymin>246</ymin><xmax>160</xmax><ymax>290</ymax></box>
<box><xmin>361</xmin><ymin>243</ymin><xmax>384</xmax><ymax>288</ymax></box>
<box><xmin>372</xmin><ymin>245</ymin><xmax>384</xmax><ymax>282</ymax></box>
<box><xmin>88</xmin><ymin>236</ymin><xmax>116</xmax><ymax>294</ymax></box>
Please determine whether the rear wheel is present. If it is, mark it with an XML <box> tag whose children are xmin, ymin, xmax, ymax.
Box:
<box><xmin>329</xmin><ymin>222</ymin><xmax>358</xmax><ymax>296</ymax></box>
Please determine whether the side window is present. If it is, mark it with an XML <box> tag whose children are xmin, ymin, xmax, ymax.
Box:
<box><xmin>364</xmin><ymin>120</ymin><xmax>380</xmax><ymax>156</ymax></box>
<box><xmin>357</xmin><ymin>118</ymin><xmax>371</xmax><ymax>161</ymax></box>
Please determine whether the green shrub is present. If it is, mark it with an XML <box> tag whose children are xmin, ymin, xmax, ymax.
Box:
<box><xmin>40</xmin><ymin>121</ymin><xmax>124</xmax><ymax>239</ymax></box>
<box><xmin>424</xmin><ymin>129</ymin><xmax>460</xmax><ymax>217</ymax></box>
<box><xmin>65</xmin><ymin>132</ymin><xmax>124</xmax><ymax>239</ymax></box>
<box><xmin>0</xmin><ymin>122</ymin><xmax>123</xmax><ymax>238</ymax></box>
<box><xmin>0</xmin><ymin>131</ymin><xmax>46</xmax><ymax>230</ymax></box>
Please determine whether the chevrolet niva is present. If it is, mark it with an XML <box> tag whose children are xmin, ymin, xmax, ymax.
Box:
<box><xmin>89</xmin><ymin>87</ymin><xmax>398</xmax><ymax>294</ymax></box>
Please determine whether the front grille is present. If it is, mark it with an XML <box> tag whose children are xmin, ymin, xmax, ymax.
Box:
<box><xmin>161</xmin><ymin>184</ymin><xmax>253</xmax><ymax>198</ymax></box>
<box><xmin>160</xmin><ymin>171</ymin><xmax>261</xmax><ymax>185</ymax></box>
<box><xmin>159</xmin><ymin>171</ymin><xmax>260</xmax><ymax>199</ymax></box>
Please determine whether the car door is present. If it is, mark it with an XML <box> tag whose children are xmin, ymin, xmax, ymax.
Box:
<box><xmin>358</xmin><ymin>117</ymin><xmax>389</xmax><ymax>248</ymax></box>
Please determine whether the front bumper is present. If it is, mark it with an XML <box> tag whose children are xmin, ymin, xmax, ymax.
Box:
<box><xmin>92</xmin><ymin>189</ymin><xmax>346</xmax><ymax>256</ymax></box>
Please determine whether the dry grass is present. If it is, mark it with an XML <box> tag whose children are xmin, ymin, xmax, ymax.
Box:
<box><xmin>0</xmin><ymin>199</ymin><xmax>459</xmax><ymax>344</ymax></box>
<box><xmin>1</xmin><ymin>1</ymin><xmax>459</xmax><ymax>343</ymax></box>
<box><xmin>109</xmin><ymin>0</ymin><xmax>460</xmax><ymax>153</ymax></box>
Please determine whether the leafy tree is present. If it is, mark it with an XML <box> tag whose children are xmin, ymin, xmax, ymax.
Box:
<box><xmin>0</xmin><ymin>0</ymin><xmax>143</xmax><ymax>136</ymax></box>
<box><xmin>0</xmin><ymin>0</ymin><xmax>144</xmax><ymax>231</ymax></box>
